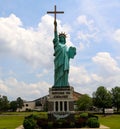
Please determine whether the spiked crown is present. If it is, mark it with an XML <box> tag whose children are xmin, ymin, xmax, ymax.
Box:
<box><xmin>59</xmin><ymin>32</ymin><xmax>67</xmax><ymax>38</ymax></box>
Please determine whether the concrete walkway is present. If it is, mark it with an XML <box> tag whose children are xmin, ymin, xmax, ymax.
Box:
<box><xmin>15</xmin><ymin>125</ymin><xmax>24</xmax><ymax>129</ymax></box>
<box><xmin>15</xmin><ymin>125</ymin><xmax>110</xmax><ymax>129</ymax></box>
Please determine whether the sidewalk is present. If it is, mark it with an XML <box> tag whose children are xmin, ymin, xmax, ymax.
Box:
<box><xmin>15</xmin><ymin>125</ymin><xmax>110</xmax><ymax>129</ymax></box>
<box><xmin>15</xmin><ymin>125</ymin><xmax>24</xmax><ymax>129</ymax></box>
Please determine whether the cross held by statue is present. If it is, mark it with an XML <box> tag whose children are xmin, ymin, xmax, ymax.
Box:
<box><xmin>47</xmin><ymin>5</ymin><xmax>64</xmax><ymax>32</ymax></box>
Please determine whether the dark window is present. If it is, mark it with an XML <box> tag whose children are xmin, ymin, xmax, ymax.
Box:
<box><xmin>55</xmin><ymin>101</ymin><xmax>58</xmax><ymax>111</ymax></box>
<box><xmin>60</xmin><ymin>101</ymin><xmax>63</xmax><ymax>111</ymax></box>
<box><xmin>26</xmin><ymin>104</ymin><xmax>28</xmax><ymax>107</ymax></box>
<box><xmin>64</xmin><ymin>101</ymin><xmax>67</xmax><ymax>111</ymax></box>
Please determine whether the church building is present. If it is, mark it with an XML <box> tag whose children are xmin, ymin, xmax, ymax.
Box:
<box><xmin>18</xmin><ymin>91</ymin><xmax>82</xmax><ymax>112</ymax></box>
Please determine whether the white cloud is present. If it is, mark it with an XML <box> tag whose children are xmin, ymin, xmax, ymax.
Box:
<box><xmin>76</xmin><ymin>15</ymin><xmax>99</xmax><ymax>47</ymax></box>
<box><xmin>0</xmin><ymin>80</ymin><xmax>8</xmax><ymax>93</ymax></box>
<box><xmin>1</xmin><ymin>77</ymin><xmax>50</xmax><ymax>100</ymax></box>
<box><xmin>91</xmin><ymin>52</ymin><xmax>120</xmax><ymax>88</ymax></box>
<box><xmin>70</xmin><ymin>66</ymin><xmax>91</xmax><ymax>85</ymax></box>
<box><xmin>92</xmin><ymin>52</ymin><xmax>120</xmax><ymax>73</ymax></box>
<box><xmin>0</xmin><ymin>13</ymin><xmax>74</xmax><ymax>100</ymax></box>
<box><xmin>77</xmin><ymin>15</ymin><xmax>94</xmax><ymax>30</ymax></box>
<box><xmin>77</xmin><ymin>15</ymin><xmax>88</xmax><ymax>25</ymax></box>
<box><xmin>36</xmin><ymin>69</ymin><xmax>49</xmax><ymax>78</ymax></box>
<box><xmin>113</xmin><ymin>29</ymin><xmax>120</xmax><ymax>42</ymax></box>
<box><xmin>68</xmin><ymin>52</ymin><xmax>120</xmax><ymax>95</ymax></box>
<box><xmin>0</xmin><ymin>7</ymin><xmax>120</xmax><ymax>100</ymax></box>
<box><xmin>79</xmin><ymin>42</ymin><xmax>85</xmax><ymax>51</ymax></box>
<box><xmin>91</xmin><ymin>73</ymin><xmax>103</xmax><ymax>82</ymax></box>
<box><xmin>0</xmin><ymin>14</ymin><xmax>72</xmax><ymax>69</ymax></box>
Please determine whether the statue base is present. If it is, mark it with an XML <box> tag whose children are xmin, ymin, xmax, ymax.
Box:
<box><xmin>48</xmin><ymin>86</ymin><xmax>75</xmax><ymax>120</ymax></box>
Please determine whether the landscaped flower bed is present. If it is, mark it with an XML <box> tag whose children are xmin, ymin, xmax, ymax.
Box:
<box><xmin>23</xmin><ymin>113</ymin><xmax>100</xmax><ymax>129</ymax></box>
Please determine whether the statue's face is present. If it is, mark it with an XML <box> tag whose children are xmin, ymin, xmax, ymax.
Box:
<box><xmin>59</xmin><ymin>36</ymin><xmax>66</xmax><ymax>44</ymax></box>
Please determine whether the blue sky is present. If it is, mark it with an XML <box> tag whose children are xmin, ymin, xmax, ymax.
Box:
<box><xmin>0</xmin><ymin>0</ymin><xmax>120</xmax><ymax>100</ymax></box>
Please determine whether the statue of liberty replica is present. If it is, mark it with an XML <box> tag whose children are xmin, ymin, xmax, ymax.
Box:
<box><xmin>47</xmin><ymin>5</ymin><xmax>76</xmax><ymax>119</ymax></box>
<box><xmin>48</xmin><ymin>6</ymin><xmax>76</xmax><ymax>87</ymax></box>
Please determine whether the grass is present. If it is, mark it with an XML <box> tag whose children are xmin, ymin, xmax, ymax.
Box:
<box><xmin>99</xmin><ymin>114</ymin><xmax>120</xmax><ymax>129</ymax></box>
<box><xmin>0</xmin><ymin>115</ymin><xmax>24</xmax><ymax>129</ymax></box>
<box><xmin>0</xmin><ymin>112</ymin><xmax>120</xmax><ymax>129</ymax></box>
<box><xmin>0</xmin><ymin>112</ymin><xmax>43</xmax><ymax>129</ymax></box>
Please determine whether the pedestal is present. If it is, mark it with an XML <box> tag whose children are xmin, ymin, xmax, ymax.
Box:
<box><xmin>48</xmin><ymin>86</ymin><xmax>74</xmax><ymax>120</ymax></box>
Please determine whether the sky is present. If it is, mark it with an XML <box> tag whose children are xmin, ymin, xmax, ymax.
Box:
<box><xmin>0</xmin><ymin>0</ymin><xmax>120</xmax><ymax>101</ymax></box>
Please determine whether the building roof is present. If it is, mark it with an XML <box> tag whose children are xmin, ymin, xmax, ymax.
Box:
<box><xmin>32</xmin><ymin>91</ymin><xmax>83</xmax><ymax>102</ymax></box>
<box><xmin>73</xmin><ymin>91</ymin><xmax>83</xmax><ymax>101</ymax></box>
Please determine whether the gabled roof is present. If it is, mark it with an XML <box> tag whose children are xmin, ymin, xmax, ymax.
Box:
<box><xmin>73</xmin><ymin>91</ymin><xmax>83</xmax><ymax>101</ymax></box>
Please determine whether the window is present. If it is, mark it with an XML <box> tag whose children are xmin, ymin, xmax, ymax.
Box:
<box><xmin>55</xmin><ymin>101</ymin><xmax>58</xmax><ymax>111</ymax></box>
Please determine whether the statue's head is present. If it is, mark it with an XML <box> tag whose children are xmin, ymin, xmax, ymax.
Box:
<box><xmin>59</xmin><ymin>32</ymin><xmax>66</xmax><ymax>44</ymax></box>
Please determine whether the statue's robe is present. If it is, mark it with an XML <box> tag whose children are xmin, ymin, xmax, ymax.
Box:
<box><xmin>53</xmin><ymin>31</ymin><xmax>76</xmax><ymax>87</ymax></box>
<box><xmin>53</xmin><ymin>39</ymin><xmax>69</xmax><ymax>87</ymax></box>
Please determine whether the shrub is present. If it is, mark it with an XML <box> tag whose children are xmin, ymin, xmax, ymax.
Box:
<box><xmin>52</xmin><ymin>119</ymin><xmax>75</xmax><ymax>128</ymax></box>
<box><xmin>87</xmin><ymin>117</ymin><xmax>100</xmax><ymax>128</ymax></box>
<box><xmin>69</xmin><ymin>121</ymin><xmax>75</xmax><ymax>128</ymax></box>
<box><xmin>48</xmin><ymin>122</ymin><xmax>53</xmax><ymax>128</ymax></box>
<box><xmin>37</xmin><ymin>118</ymin><xmax>48</xmax><ymax>129</ymax></box>
<box><xmin>75</xmin><ymin>112</ymin><xmax>88</xmax><ymax>127</ymax></box>
<box><xmin>80</xmin><ymin>112</ymin><xmax>88</xmax><ymax>118</ymax></box>
<box><xmin>88</xmin><ymin>113</ymin><xmax>98</xmax><ymax>120</ymax></box>
<box><xmin>23</xmin><ymin>117</ymin><xmax>36</xmax><ymax>129</ymax></box>
<box><xmin>53</xmin><ymin>120</ymin><xmax>62</xmax><ymax>128</ymax></box>
<box><xmin>75</xmin><ymin>117</ymin><xmax>87</xmax><ymax>128</ymax></box>
<box><xmin>61</xmin><ymin>120</ymin><xmax>71</xmax><ymax>128</ymax></box>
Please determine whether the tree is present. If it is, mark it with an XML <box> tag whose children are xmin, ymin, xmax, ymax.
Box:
<box><xmin>111</xmin><ymin>86</ymin><xmax>120</xmax><ymax>112</ymax></box>
<box><xmin>76</xmin><ymin>94</ymin><xmax>92</xmax><ymax>111</ymax></box>
<box><xmin>16</xmin><ymin>97</ymin><xmax>23</xmax><ymax>111</ymax></box>
<box><xmin>93</xmin><ymin>86</ymin><xmax>112</xmax><ymax>114</ymax></box>
<box><xmin>0</xmin><ymin>96</ymin><xmax>10</xmax><ymax>111</ymax></box>
<box><xmin>10</xmin><ymin>101</ymin><xmax>18</xmax><ymax>112</ymax></box>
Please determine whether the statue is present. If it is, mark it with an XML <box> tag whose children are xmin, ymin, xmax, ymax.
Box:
<box><xmin>47</xmin><ymin>5</ymin><xmax>76</xmax><ymax>87</ymax></box>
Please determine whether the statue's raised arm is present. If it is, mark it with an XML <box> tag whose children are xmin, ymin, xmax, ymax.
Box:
<box><xmin>53</xmin><ymin>20</ymin><xmax>58</xmax><ymax>46</ymax></box>
<box><xmin>47</xmin><ymin>5</ymin><xmax>64</xmax><ymax>46</ymax></box>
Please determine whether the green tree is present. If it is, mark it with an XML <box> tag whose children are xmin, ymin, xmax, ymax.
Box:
<box><xmin>0</xmin><ymin>96</ymin><xmax>2</xmax><ymax>111</ymax></box>
<box><xmin>93</xmin><ymin>86</ymin><xmax>112</xmax><ymax>114</ymax></box>
<box><xmin>76</xmin><ymin>94</ymin><xmax>92</xmax><ymax>111</ymax></box>
<box><xmin>0</xmin><ymin>96</ymin><xmax>9</xmax><ymax>111</ymax></box>
<box><xmin>10</xmin><ymin>101</ymin><xmax>18</xmax><ymax>112</ymax></box>
<box><xmin>111</xmin><ymin>86</ymin><xmax>120</xmax><ymax>112</ymax></box>
<box><xmin>16</xmin><ymin>97</ymin><xmax>23</xmax><ymax>111</ymax></box>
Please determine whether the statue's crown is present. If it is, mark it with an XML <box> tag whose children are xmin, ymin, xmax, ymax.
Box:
<box><xmin>59</xmin><ymin>32</ymin><xmax>67</xmax><ymax>38</ymax></box>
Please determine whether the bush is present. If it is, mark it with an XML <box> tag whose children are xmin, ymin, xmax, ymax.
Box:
<box><xmin>88</xmin><ymin>113</ymin><xmax>98</xmax><ymax>120</ymax></box>
<box><xmin>53</xmin><ymin>120</ymin><xmax>62</xmax><ymax>128</ymax></box>
<box><xmin>37</xmin><ymin>118</ymin><xmax>48</xmax><ymax>129</ymax></box>
<box><xmin>23</xmin><ymin>114</ymin><xmax>40</xmax><ymax>129</ymax></box>
<box><xmin>62</xmin><ymin>120</ymin><xmax>75</xmax><ymax>128</ymax></box>
<box><xmin>48</xmin><ymin>122</ymin><xmax>53</xmax><ymax>128</ymax></box>
<box><xmin>75</xmin><ymin>117</ymin><xmax>87</xmax><ymax>128</ymax></box>
<box><xmin>52</xmin><ymin>119</ymin><xmax>75</xmax><ymax>128</ymax></box>
<box><xmin>80</xmin><ymin>112</ymin><xmax>88</xmax><ymax>118</ymax></box>
<box><xmin>87</xmin><ymin>117</ymin><xmax>100</xmax><ymax>128</ymax></box>
<box><xmin>70</xmin><ymin>121</ymin><xmax>75</xmax><ymax>128</ymax></box>
<box><xmin>23</xmin><ymin>117</ymin><xmax>36</xmax><ymax>129</ymax></box>
<box><xmin>23</xmin><ymin>112</ymin><xmax>100</xmax><ymax>128</ymax></box>
<box><xmin>74</xmin><ymin>112</ymin><xmax>88</xmax><ymax>127</ymax></box>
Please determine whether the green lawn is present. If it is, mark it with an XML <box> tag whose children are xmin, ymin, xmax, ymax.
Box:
<box><xmin>99</xmin><ymin>114</ymin><xmax>120</xmax><ymax>129</ymax></box>
<box><xmin>0</xmin><ymin>115</ymin><xmax>24</xmax><ymax>129</ymax></box>
<box><xmin>0</xmin><ymin>112</ymin><xmax>43</xmax><ymax>129</ymax></box>
<box><xmin>0</xmin><ymin>112</ymin><xmax>120</xmax><ymax>129</ymax></box>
